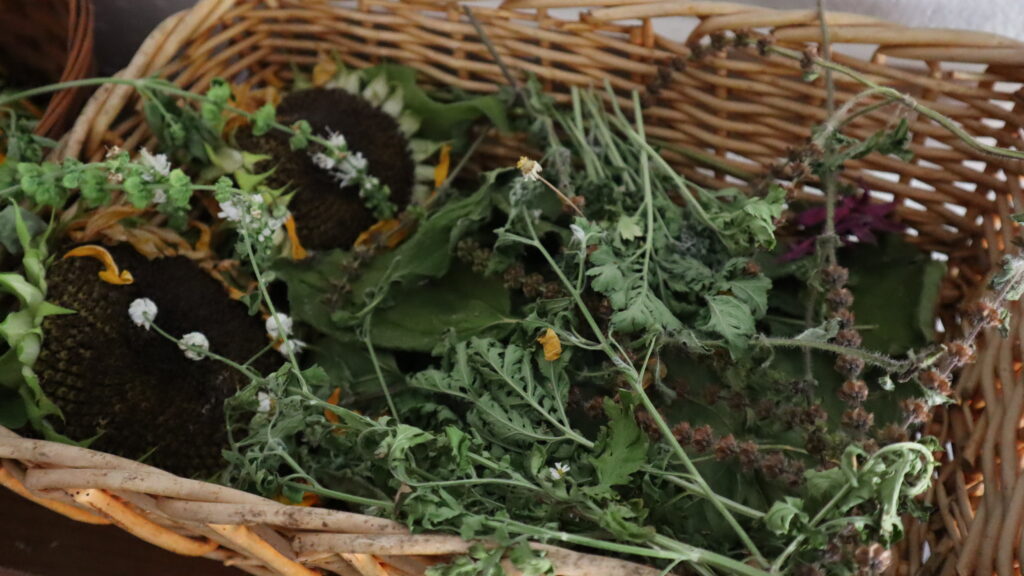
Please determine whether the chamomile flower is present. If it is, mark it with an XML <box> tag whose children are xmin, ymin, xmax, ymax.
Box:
<box><xmin>517</xmin><ymin>156</ymin><xmax>543</xmax><ymax>182</ymax></box>
<box><xmin>548</xmin><ymin>462</ymin><xmax>571</xmax><ymax>481</ymax></box>
<box><xmin>128</xmin><ymin>298</ymin><xmax>158</xmax><ymax>330</ymax></box>
<box><xmin>179</xmin><ymin>332</ymin><xmax>210</xmax><ymax>361</ymax></box>
<box><xmin>265</xmin><ymin>313</ymin><xmax>294</xmax><ymax>339</ymax></box>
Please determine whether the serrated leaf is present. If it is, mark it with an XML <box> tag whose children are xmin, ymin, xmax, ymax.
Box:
<box><xmin>590</xmin><ymin>398</ymin><xmax>648</xmax><ymax>489</ymax></box>
<box><xmin>700</xmin><ymin>294</ymin><xmax>755</xmax><ymax>355</ymax></box>
<box><xmin>616</xmin><ymin>214</ymin><xmax>643</xmax><ymax>241</ymax></box>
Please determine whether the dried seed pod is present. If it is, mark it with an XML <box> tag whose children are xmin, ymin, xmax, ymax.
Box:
<box><xmin>672</xmin><ymin>421</ymin><xmax>694</xmax><ymax>445</ymax></box>
<box><xmin>831</xmin><ymin>308</ymin><xmax>857</xmax><ymax>329</ymax></box>
<box><xmin>839</xmin><ymin>379</ymin><xmax>869</xmax><ymax>404</ymax></box>
<box><xmin>692</xmin><ymin>425</ymin><xmax>714</xmax><ymax>453</ymax></box>
<box><xmin>920</xmin><ymin>370</ymin><xmax>953</xmax><ymax>396</ymax></box>
<box><xmin>737</xmin><ymin>441</ymin><xmax>759</xmax><ymax>470</ymax></box>
<box><xmin>842</xmin><ymin>406</ymin><xmax>875</xmax><ymax>433</ymax></box>
<box><xmin>835</xmin><ymin>354</ymin><xmax>865</xmax><ymax>379</ymax></box>
<box><xmin>835</xmin><ymin>328</ymin><xmax>863</xmax><ymax>348</ymax></box>
<box><xmin>854</xmin><ymin>543</ymin><xmax>893</xmax><ymax>575</ymax></box>
<box><xmin>945</xmin><ymin>340</ymin><xmax>976</xmax><ymax>366</ymax></box>
<box><xmin>714</xmin><ymin>434</ymin><xmax>739</xmax><ymax>461</ymax></box>
<box><xmin>826</xmin><ymin>288</ymin><xmax>855</xmax><ymax>311</ymax></box>
<box><xmin>821</xmin><ymin>265</ymin><xmax>850</xmax><ymax>290</ymax></box>
<box><xmin>901</xmin><ymin>398</ymin><xmax>931</xmax><ymax>425</ymax></box>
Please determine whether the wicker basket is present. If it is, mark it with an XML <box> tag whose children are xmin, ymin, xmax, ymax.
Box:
<box><xmin>0</xmin><ymin>0</ymin><xmax>95</xmax><ymax>139</ymax></box>
<box><xmin>3</xmin><ymin>1</ymin><xmax>1024</xmax><ymax>575</ymax></box>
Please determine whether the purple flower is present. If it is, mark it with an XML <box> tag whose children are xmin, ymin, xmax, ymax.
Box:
<box><xmin>781</xmin><ymin>190</ymin><xmax>902</xmax><ymax>261</ymax></box>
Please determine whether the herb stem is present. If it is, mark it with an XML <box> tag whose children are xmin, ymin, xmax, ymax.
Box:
<box><xmin>761</xmin><ymin>336</ymin><xmax>908</xmax><ymax>372</ymax></box>
<box><xmin>765</xmin><ymin>46</ymin><xmax>1024</xmax><ymax>161</ymax></box>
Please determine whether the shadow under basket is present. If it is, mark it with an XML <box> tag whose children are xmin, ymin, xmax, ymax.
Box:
<box><xmin>4</xmin><ymin>1</ymin><xmax>1024</xmax><ymax>575</ymax></box>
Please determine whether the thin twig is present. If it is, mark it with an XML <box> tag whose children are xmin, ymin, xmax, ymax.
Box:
<box><xmin>463</xmin><ymin>6</ymin><xmax>520</xmax><ymax>96</ymax></box>
<box><xmin>817</xmin><ymin>0</ymin><xmax>839</xmax><ymax>268</ymax></box>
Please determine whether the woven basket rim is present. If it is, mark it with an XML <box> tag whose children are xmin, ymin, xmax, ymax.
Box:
<box><xmin>31</xmin><ymin>0</ymin><xmax>96</xmax><ymax>139</ymax></box>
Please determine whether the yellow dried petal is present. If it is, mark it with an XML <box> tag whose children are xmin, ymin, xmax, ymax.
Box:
<box><xmin>434</xmin><ymin>143</ymin><xmax>452</xmax><ymax>190</ymax></box>
<box><xmin>324</xmin><ymin>387</ymin><xmax>342</xmax><ymax>424</ymax></box>
<box><xmin>284</xmin><ymin>215</ymin><xmax>308</xmax><ymax>260</ymax></box>
<box><xmin>354</xmin><ymin>218</ymin><xmax>407</xmax><ymax>250</ymax></box>
<box><xmin>537</xmin><ymin>328</ymin><xmax>562</xmax><ymax>361</ymax></box>
<box><xmin>313</xmin><ymin>58</ymin><xmax>339</xmax><ymax>87</ymax></box>
<box><xmin>63</xmin><ymin>245</ymin><xmax>134</xmax><ymax>286</ymax></box>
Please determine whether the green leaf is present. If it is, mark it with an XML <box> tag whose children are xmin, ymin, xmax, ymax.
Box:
<box><xmin>844</xmin><ymin>234</ymin><xmax>946</xmax><ymax>355</ymax></box>
<box><xmin>369</xmin><ymin>267</ymin><xmax>514</xmax><ymax>352</ymax></box>
<box><xmin>616</xmin><ymin>214</ymin><xmax>643</xmax><ymax>241</ymax></box>
<box><xmin>0</xmin><ymin>205</ymin><xmax>44</xmax><ymax>254</ymax></box>
<box><xmin>792</xmin><ymin>318</ymin><xmax>841</xmax><ymax>343</ymax></box>
<box><xmin>764</xmin><ymin>497</ymin><xmax>808</xmax><ymax>536</ymax></box>
<box><xmin>352</xmin><ymin>186</ymin><xmax>494</xmax><ymax>294</ymax></box>
<box><xmin>589</xmin><ymin>398</ymin><xmax>648</xmax><ymax>489</ymax></box>
<box><xmin>0</xmin><ymin>388</ymin><xmax>27</xmax><ymax>429</ymax></box>
<box><xmin>725</xmin><ymin>274</ymin><xmax>771</xmax><ymax>318</ymax></box>
<box><xmin>365</xmin><ymin>65</ymin><xmax>511</xmax><ymax>140</ymax></box>
<box><xmin>700</xmin><ymin>295</ymin><xmax>755</xmax><ymax>355</ymax></box>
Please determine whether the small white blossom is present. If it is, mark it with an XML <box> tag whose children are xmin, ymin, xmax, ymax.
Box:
<box><xmin>325</xmin><ymin>130</ymin><xmax>347</xmax><ymax>150</ymax></box>
<box><xmin>151</xmin><ymin>189</ymin><xmax>167</xmax><ymax>205</ymax></box>
<box><xmin>311</xmin><ymin>152</ymin><xmax>337</xmax><ymax>171</ymax></box>
<box><xmin>333</xmin><ymin>151</ymin><xmax>369</xmax><ymax>187</ymax></box>
<box><xmin>548</xmin><ymin>462</ymin><xmax>571</xmax><ymax>481</ymax></box>
<box><xmin>517</xmin><ymin>156</ymin><xmax>543</xmax><ymax>182</ymax></box>
<box><xmin>217</xmin><ymin>200</ymin><xmax>242</xmax><ymax>222</ymax></box>
<box><xmin>265</xmin><ymin>313</ymin><xmax>294</xmax><ymax>339</ymax></box>
<box><xmin>138</xmin><ymin>147</ymin><xmax>171</xmax><ymax>180</ymax></box>
<box><xmin>257</xmin><ymin>391</ymin><xmax>272</xmax><ymax>413</ymax></box>
<box><xmin>178</xmin><ymin>332</ymin><xmax>210</xmax><ymax>361</ymax></box>
<box><xmin>104</xmin><ymin>145</ymin><xmax>123</xmax><ymax>159</ymax></box>
<box><xmin>128</xmin><ymin>298</ymin><xmax>158</xmax><ymax>330</ymax></box>
<box><xmin>279</xmin><ymin>339</ymin><xmax>307</xmax><ymax>357</ymax></box>
<box><xmin>570</xmin><ymin>224</ymin><xmax>586</xmax><ymax>244</ymax></box>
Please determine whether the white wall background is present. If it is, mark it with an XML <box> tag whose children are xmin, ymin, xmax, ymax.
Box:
<box><xmin>94</xmin><ymin>0</ymin><xmax>1024</xmax><ymax>73</ymax></box>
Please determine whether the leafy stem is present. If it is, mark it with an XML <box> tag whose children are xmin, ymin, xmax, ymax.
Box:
<box><xmin>760</xmin><ymin>335</ymin><xmax>910</xmax><ymax>373</ymax></box>
<box><xmin>765</xmin><ymin>46</ymin><xmax>1024</xmax><ymax>161</ymax></box>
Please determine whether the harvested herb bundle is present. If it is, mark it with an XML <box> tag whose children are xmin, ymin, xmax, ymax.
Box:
<box><xmin>0</xmin><ymin>50</ymin><xmax>1022</xmax><ymax>576</ymax></box>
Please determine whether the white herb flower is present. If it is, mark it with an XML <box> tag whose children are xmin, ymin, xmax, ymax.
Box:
<box><xmin>570</xmin><ymin>224</ymin><xmax>586</xmax><ymax>244</ymax></box>
<box><xmin>279</xmin><ymin>339</ymin><xmax>307</xmax><ymax>357</ymax></box>
<box><xmin>151</xmin><ymin>189</ymin><xmax>167</xmax><ymax>205</ymax></box>
<box><xmin>217</xmin><ymin>199</ymin><xmax>242</xmax><ymax>222</ymax></box>
<box><xmin>256</xmin><ymin>391</ymin><xmax>272</xmax><ymax>413</ymax></box>
<box><xmin>128</xmin><ymin>298</ymin><xmax>158</xmax><ymax>330</ymax></box>
<box><xmin>138</xmin><ymin>147</ymin><xmax>172</xmax><ymax>180</ymax></box>
<box><xmin>178</xmin><ymin>332</ymin><xmax>210</xmax><ymax>361</ymax></box>
<box><xmin>517</xmin><ymin>156</ymin><xmax>543</xmax><ymax>182</ymax></box>
<box><xmin>311</xmin><ymin>152</ymin><xmax>336</xmax><ymax>171</ymax></box>
<box><xmin>326</xmin><ymin>130</ymin><xmax>347</xmax><ymax>150</ymax></box>
<box><xmin>334</xmin><ymin>152</ymin><xmax>369</xmax><ymax>188</ymax></box>
<box><xmin>548</xmin><ymin>462</ymin><xmax>571</xmax><ymax>481</ymax></box>
<box><xmin>104</xmin><ymin>145</ymin><xmax>123</xmax><ymax>159</ymax></box>
<box><xmin>265</xmin><ymin>312</ymin><xmax>294</xmax><ymax>339</ymax></box>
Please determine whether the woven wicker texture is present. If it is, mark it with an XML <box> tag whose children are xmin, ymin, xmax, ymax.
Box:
<box><xmin>3</xmin><ymin>1</ymin><xmax>1024</xmax><ymax>575</ymax></box>
<box><xmin>0</xmin><ymin>0</ymin><xmax>95</xmax><ymax>138</ymax></box>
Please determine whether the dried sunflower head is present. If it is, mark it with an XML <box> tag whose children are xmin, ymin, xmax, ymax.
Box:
<box><xmin>37</xmin><ymin>245</ymin><xmax>272</xmax><ymax>477</ymax></box>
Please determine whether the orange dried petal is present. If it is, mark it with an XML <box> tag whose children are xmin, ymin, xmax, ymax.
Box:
<box><xmin>63</xmin><ymin>245</ymin><xmax>134</xmax><ymax>286</ymax></box>
<box><xmin>537</xmin><ymin>328</ymin><xmax>562</xmax><ymax>361</ymax></box>
<box><xmin>284</xmin><ymin>215</ymin><xmax>308</xmax><ymax>260</ymax></box>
